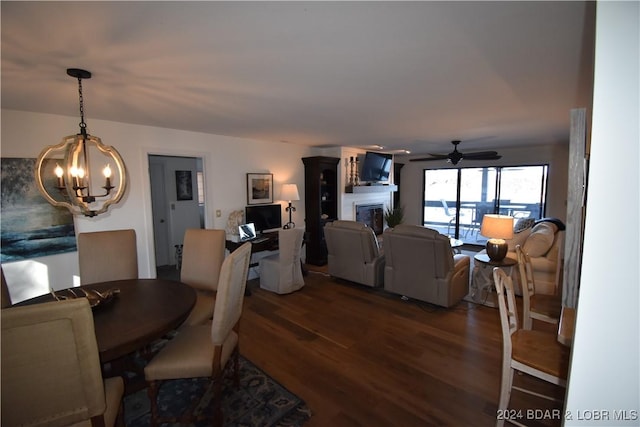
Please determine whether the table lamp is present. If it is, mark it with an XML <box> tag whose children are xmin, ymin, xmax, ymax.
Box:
<box><xmin>480</xmin><ymin>214</ymin><xmax>514</xmax><ymax>262</ymax></box>
<box><xmin>281</xmin><ymin>183</ymin><xmax>300</xmax><ymax>229</ymax></box>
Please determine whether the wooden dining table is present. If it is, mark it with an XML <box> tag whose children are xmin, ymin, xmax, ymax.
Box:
<box><xmin>16</xmin><ymin>278</ymin><xmax>196</xmax><ymax>363</ymax></box>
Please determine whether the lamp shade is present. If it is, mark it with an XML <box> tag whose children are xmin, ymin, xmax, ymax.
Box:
<box><xmin>280</xmin><ymin>184</ymin><xmax>300</xmax><ymax>202</ymax></box>
<box><xmin>480</xmin><ymin>214</ymin><xmax>514</xmax><ymax>240</ymax></box>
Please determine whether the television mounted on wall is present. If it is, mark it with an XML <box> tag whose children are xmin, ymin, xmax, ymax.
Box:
<box><xmin>360</xmin><ymin>151</ymin><xmax>392</xmax><ymax>183</ymax></box>
<box><xmin>245</xmin><ymin>204</ymin><xmax>282</xmax><ymax>233</ymax></box>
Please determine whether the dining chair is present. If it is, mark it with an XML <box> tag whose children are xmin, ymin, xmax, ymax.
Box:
<box><xmin>493</xmin><ymin>267</ymin><xmax>570</xmax><ymax>427</ymax></box>
<box><xmin>515</xmin><ymin>245</ymin><xmax>561</xmax><ymax>330</ymax></box>
<box><xmin>180</xmin><ymin>228</ymin><xmax>226</xmax><ymax>326</ymax></box>
<box><xmin>144</xmin><ymin>241</ymin><xmax>252</xmax><ymax>427</ymax></box>
<box><xmin>1</xmin><ymin>298</ymin><xmax>124</xmax><ymax>427</ymax></box>
<box><xmin>259</xmin><ymin>227</ymin><xmax>305</xmax><ymax>294</ymax></box>
<box><xmin>78</xmin><ymin>228</ymin><xmax>138</xmax><ymax>285</ymax></box>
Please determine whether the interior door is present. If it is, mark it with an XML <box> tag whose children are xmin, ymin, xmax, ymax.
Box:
<box><xmin>149</xmin><ymin>162</ymin><xmax>171</xmax><ymax>267</ymax></box>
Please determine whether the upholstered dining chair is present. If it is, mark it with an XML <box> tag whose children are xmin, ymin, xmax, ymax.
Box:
<box><xmin>259</xmin><ymin>227</ymin><xmax>305</xmax><ymax>294</ymax></box>
<box><xmin>493</xmin><ymin>267</ymin><xmax>570</xmax><ymax>427</ymax></box>
<box><xmin>144</xmin><ymin>241</ymin><xmax>252</xmax><ymax>427</ymax></box>
<box><xmin>1</xmin><ymin>298</ymin><xmax>124</xmax><ymax>427</ymax></box>
<box><xmin>516</xmin><ymin>245</ymin><xmax>562</xmax><ymax>330</ymax></box>
<box><xmin>180</xmin><ymin>228</ymin><xmax>226</xmax><ymax>326</ymax></box>
<box><xmin>78</xmin><ymin>228</ymin><xmax>138</xmax><ymax>285</ymax></box>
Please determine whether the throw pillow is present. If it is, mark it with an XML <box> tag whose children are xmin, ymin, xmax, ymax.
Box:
<box><xmin>523</xmin><ymin>222</ymin><xmax>557</xmax><ymax>257</ymax></box>
<box><xmin>514</xmin><ymin>218</ymin><xmax>536</xmax><ymax>233</ymax></box>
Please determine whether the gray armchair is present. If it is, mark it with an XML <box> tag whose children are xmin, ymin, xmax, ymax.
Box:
<box><xmin>324</xmin><ymin>220</ymin><xmax>384</xmax><ymax>287</ymax></box>
<box><xmin>382</xmin><ymin>224</ymin><xmax>470</xmax><ymax>307</ymax></box>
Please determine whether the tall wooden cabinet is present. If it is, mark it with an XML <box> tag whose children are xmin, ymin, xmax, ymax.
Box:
<box><xmin>302</xmin><ymin>156</ymin><xmax>340</xmax><ymax>266</ymax></box>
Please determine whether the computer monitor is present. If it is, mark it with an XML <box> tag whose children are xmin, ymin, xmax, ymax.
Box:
<box><xmin>245</xmin><ymin>204</ymin><xmax>282</xmax><ymax>233</ymax></box>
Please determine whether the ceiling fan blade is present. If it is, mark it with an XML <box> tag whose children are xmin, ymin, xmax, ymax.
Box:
<box><xmin>461</xmin><ymin>151</ymin><xmax>499</xmax><ymax>159</ymax></box>
<box><xmin>463</xmin><ymin>154</ymin><xmax>502</xmax><ymax>161</ymax></box>
<box><xmin>409</xmin><ymin>155</ymin><xmax>449</xmax><ymax>162</ymax></box>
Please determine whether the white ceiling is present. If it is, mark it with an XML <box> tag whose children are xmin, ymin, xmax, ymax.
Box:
<box><xmin>1</xmin><ymin>1</ymin><xmax>595</xmax><ymax>156</ymax></box>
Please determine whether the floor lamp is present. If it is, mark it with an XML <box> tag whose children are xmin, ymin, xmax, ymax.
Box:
<box><xmin>281</xmin><ymin>184</ymin><xmax>300</xmax><ymax>229</ymax></box>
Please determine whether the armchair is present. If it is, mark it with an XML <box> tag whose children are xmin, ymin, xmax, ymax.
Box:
<box><xmin>324</xmin><ymin>220</ymin><xmax>384</xmax><ymax>287</ymax></box>
<box><xmin>382</xmin><ymin>224</ymin><xmax>470</xmax><ymax>307</ymax></box>
<box><xmin>505</xmin><ymin>218</ymin><xmax>564</xmax><ymax>295</ymax></box>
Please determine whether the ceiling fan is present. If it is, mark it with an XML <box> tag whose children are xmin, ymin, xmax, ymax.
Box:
<box><xmin>410</xmin><ymin>140</ymin><xmax>501</xmax><ymax>165</ymax></box>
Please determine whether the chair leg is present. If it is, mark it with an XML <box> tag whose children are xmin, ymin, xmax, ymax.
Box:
<box><xmin>496</xmin><ymin>367</ymin><xmax>515</xmax><ymax>427</ymax></box>
<box><xmin>147</xmin><ymin>380</ymin><xmax>160</xmax><ymax>427</ymax></box>
<box><xmin>233</xmin><ymin>350</ymin><xmax>240</xmax><ymax>388</ymax></box>
<box><xmin>212</xmin><ymin>376</ymin><xmax>224</xmax><ymax>427</ymax></box>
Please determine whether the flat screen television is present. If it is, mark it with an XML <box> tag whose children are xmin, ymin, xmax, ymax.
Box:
<box><xmin>245</xmin><ymin>204</ymin><xmax>282</xmax><ymax>233</ymax></box>
<box><xmin>360</xmin><ymin>151</ymin><xmax>392</xmax><ymax>183</ymax></box>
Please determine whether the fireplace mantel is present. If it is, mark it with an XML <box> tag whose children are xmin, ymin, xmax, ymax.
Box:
<box><xmin>345</xmin><ymin>184</ymin><xmax>398</xmax><ymax>194</ymax></box>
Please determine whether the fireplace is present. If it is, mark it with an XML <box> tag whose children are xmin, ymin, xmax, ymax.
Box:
<box><xmin>355</xmin><ymin>204</ymin><xmax>384</xmax><ymax>235</ymax></box>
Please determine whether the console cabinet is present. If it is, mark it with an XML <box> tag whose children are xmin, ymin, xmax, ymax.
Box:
<box><xmin>302</xmin><ymin>156</ymin><xmax>340</xmax><ymax>265</ymax></box>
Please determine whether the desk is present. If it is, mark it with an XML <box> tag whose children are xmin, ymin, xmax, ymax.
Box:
<box><xmin>16</xmin><ymin>279</ymin><xmax>196</xmax><ymax>363</ymax></box>
<box><xmin>225</xmin><ymin>231</ymin><xmax>279</xmax><ymax>261</ymax></box>
<box><xmin>558</xmin><ymin>306</ymin><xmax>576</xmax><ymax>346</ymax></box>
<box><xmin>471</xmin><ymin>254</ymin><xmax>518</xmax><ymax>307</ymax></box>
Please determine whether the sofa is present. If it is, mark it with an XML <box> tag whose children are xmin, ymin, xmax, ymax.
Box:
<box><xmin>382</xmin><ymin>224</ymin><xmax>470</xmax><ymax>308</ymax></box>
<box><xmin>478</xmin><ymin>218</ymin><xmax>565</xmax><ymax>295</ymax></box>
<box><xmin>324</xmin><ymin>220</ymin><xmax>385</xmax><ymax>287</ymax></box>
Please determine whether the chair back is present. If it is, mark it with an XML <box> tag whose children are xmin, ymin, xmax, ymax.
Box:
<box><xmin>211</xmin><ymin>242</ymin><xmax>252</xmax><ymax>347</ymax></box>
<box><xmin>493</xmin><ymin>267</ymin><xmax>519</xmax><ymax>357</ymax></box>
<box><xmin>382</xmin><ymin>224</ymin><xmax>469</xmax><ymax>307</ymax></box>
<box><xmin>276</xmin><ymin>228</ymin><xmax>305</xmax><ymax>284</ymax></box>
<box><xmin>78</xmin><ymin>229</ymin><xmax>138</xmax><ymax>284</ymax></box>
<box><xmin>1</xmin><ymin>299</ymin><xmax>108</xmax><ymax>426</ymax></box>
<box><xmin>516</xmin><ymin>244</ymin><xmax>535</xmax><ymax>304</ymax></box>
<box><xmin>1</xmin><ymin>267</ymin><xmax>12</xmax><ymax>308</ymax></box>
<box><xmin>180</xmin><ymin>228</ymin><xmax>226</xmax><ymax>292</ymax></box>
<box><xmin>324</xmin><ymin>220</ymin><xmax>384</xmax><ymax>287</ymax></box>
<box><xmin>440</xmin><ymin>199</ymin><xmax>455</xmax><ymax>216</ymax></box>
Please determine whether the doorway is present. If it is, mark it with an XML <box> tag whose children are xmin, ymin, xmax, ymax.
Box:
<box><xmin>148</xmin><ymin>155</ymin><xmax>205</xmax><ymax>272</ymax></box>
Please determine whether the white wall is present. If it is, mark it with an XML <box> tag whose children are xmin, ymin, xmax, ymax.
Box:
<box><xmin>565</xmin><ymin>2</ymin><xmax>639</xmax><ymax>424</ymax></box>
<box><xmin>395</xmin><ymin>144</ymin><xmax>570</xmax><ymax>228</ymax></box>
<box><xmin>1</xmin><ymin>109</ymin><xmax>314</xmax><ymax>300</ymax></box>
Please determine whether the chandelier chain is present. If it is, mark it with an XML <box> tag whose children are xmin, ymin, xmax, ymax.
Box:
<box><xmin>77</xmin><ymin>76</ymin><xmax>87</xmax><ymax>133</ymax></box>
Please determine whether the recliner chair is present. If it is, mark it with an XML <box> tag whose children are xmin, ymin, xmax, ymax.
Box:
<box><xmin>382</xmin><ymin>224</ymin><xmax>470</xmax><ymax>307</ymax></box>
<box><xmin>324</xmin><ymin>220</ymin><xmax>384</xmax><ymax>287</ymax></box>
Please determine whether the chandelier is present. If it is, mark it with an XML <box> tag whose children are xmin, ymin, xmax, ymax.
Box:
<box><xmin>35</xmin><ymin>68</ymin><xmax>127</xmax><ymax>217</ymax></box>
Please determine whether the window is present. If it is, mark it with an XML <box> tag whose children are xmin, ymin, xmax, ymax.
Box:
<box><xmin>196</xmin><ymin>171</ymin><xmax>205</xmax><ymax>206</ymax></box>
<box><xmin>423</xmin><ymin>165</ymin><xmax>548</xmax><ymax>244</ymax></box>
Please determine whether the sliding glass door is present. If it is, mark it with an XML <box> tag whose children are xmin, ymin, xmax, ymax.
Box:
<box><xmin>423</xmin><ymin>165</ymin><xmax>548</xmax><ymax>244</ymax></box>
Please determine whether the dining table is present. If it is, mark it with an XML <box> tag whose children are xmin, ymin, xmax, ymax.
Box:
<box><xmin>16</xmin><ymin>278</ymin><xmax>196</xmax><ymax>363</ymax></box>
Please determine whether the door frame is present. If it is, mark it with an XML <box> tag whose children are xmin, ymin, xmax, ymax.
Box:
<box><xmin>141</xmin><ymin>147</ymin><xmax>211</xmax><ymax>276</ymax></box>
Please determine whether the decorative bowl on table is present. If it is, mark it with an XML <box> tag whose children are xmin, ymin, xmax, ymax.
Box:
<box><xmin>50</xmin><ymin>287</ymin><xmax>120</xmax><ymax>309</ymax></box>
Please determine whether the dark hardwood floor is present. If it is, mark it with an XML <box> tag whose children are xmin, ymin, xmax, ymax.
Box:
<box><xmin>238</xmin><ymin>267</ymin><xmax>565</xmax><ymax>427</ymax></box>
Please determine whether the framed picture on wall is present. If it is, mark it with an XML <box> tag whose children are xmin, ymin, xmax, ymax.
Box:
<box><xmin>246</xmin><ymin>173</ymin><xmax>273</xmax><ymax>205</ymax></box>
<box><xmin>175</xmin><ymin>170</ymin><xmax>193</xmax><ymax>200</ymax></box>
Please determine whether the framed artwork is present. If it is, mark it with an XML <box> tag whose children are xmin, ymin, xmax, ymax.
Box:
<box><xmin>175</xmin><ymin>170</ymin><xmax>193</xmax><ymax>201</ymax></box>
<box><xmin>1</xmin><ymin>157</ymin><xmax>77</xmax><ymax>262</ymax></box>
<box><xmin>246</xmin><ymin>173</ymin><xmax>273</xmax><ymax>205</ymax></box>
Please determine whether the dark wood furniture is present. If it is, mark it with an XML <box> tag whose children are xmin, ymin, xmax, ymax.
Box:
<box><xmin>15</xmin><ymin>279</ymin><xmax>196</xmax><ymax>363</ymax></box>
<box><xmin>302</xmin><ymin>156</ymin><xmax>340</xmax><ymax>265</ymax></box>
<box><xmin>225</xmin><ymin>231</ymin><xmax>279</xmax><ymax>259</ymax></box>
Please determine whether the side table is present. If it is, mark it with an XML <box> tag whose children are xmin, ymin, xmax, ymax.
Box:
<box><xmin>471</xmin><ymin>253</ymin><xmax>517</xmax><ymax>307</ymax></box>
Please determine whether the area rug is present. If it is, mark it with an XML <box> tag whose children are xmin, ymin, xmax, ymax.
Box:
<box><xmin>123</xmin><ymin>355</ymin><xmax>311</xmax><ymax>426</ymax></box>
